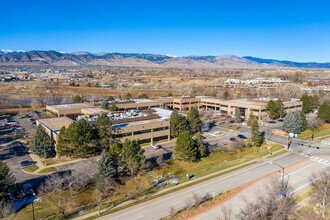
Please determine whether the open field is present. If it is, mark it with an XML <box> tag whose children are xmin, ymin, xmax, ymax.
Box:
<box><xmin>298</xmin><ymin>123</ymin><xmax>330</xmax><ymax>140</ymax></box>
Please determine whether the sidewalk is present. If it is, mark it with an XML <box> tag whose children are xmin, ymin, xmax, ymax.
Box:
<box><xmin>74</xmin><ymin>147</ymin><xmax>289</xmax><ymax>220</ymax></box>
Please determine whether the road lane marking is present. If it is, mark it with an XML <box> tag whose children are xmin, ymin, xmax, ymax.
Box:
<box><xmin>279</xmin><ymin>162</ymin><xmax>315</xmax><ymax>180</ymax></box>
<box><xmin>290</xmin><ymin>182</ymin><xmax>311</xmax><ymax>194</ymax></box>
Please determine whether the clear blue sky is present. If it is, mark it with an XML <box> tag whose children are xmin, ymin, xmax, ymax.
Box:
<box><xmin>1</xmin><ymin>0</ymin><xmax>330</xmax><ymax>62</ymax></box>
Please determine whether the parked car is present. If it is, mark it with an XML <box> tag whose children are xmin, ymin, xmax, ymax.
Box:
<box><xmin>237</xmin><ymin>134</ymin><xmax>247</xmax><ymax>140</ymax></box>
<box><xmin>7</xmin><ymin>121</ymin><xmax>18</xmax><ymax>125</ymax></box>
<box><xmin>20</xmin><ymin>160</ymin><xmax>35</xmax><ymax>167</ymax></box>
<box><xmin>269</xmin><ymin>121</ymin><xmax>276</xmax><ymax>124</ymax></box>
<box><xmin>230</xmin><ymin>137</ymin><xmax>236</xmax><ymax>142</ymax></box>
<box><xmin>13</xmin><ymin>147</ymin><xmax>27</xmax><ymax>156</ymax></box>
<box><xmin>150</xmin><ymin>144</ymin><xmax>161</xmax><ymax>149</ymax></box>
<box><xmin>22</xmin><ymin>183</ymin><xmax>35</xmax><ymax>196</ymax></box>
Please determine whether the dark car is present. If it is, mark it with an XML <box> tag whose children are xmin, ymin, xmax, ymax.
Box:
<box><xmin>277</xmin><ymin>119</ymin><xmax>284</xmax><ymax>122</ymax></box>
<box><xmin>269</xmin><ymin>121</ymin><xmax>276</xmax><ymax>124</ymax></box>
<box><xmin>230</xmin><ymin>137</ymin><xmax>236</xmax><ymax>142</ymax></box>
<box><xmin>13</xmin><ymin>147</ymin><xmax>27</xmax><ymax>156</ymax></box>
<box><xmin>20</xmin><ymin>161</ymin><xmax>35</xmax><ymax>167</ymax></box>
<box><xmin>237</xmin><ymin>134</ymin><xmax>247</xmax><ymax>140</ymax></box>
<box><xmin>229</xmin><ymin>120</ymin><xmax>235</xmax><ymax>124</ymax></box>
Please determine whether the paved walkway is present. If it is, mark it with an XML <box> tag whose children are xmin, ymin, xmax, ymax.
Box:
<box><xmin>74</xmin><ymin>147</ymin><xmax>288</xmax><ymax>220</ymax></box>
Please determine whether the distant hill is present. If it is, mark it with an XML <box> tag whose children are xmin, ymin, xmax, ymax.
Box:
<box><xmin>0</xmin><ymin>50</ymin><xmax>329</xmax><ymax>69</ymax></box>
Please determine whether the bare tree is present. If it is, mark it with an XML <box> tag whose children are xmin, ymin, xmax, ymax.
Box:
<box><xmin>94</xmin><ymin>178</ymin><xmax>118</xmax><ymax>215</ymax></box>
<box><xmin>310</xmin><ymin>170</ymin><xmax>330</xmax><ymax>218</ymax></box>
<box><xmin>219</xmin><ymin>203</ymin><xmax>233</xmax><ymax>220</ymax></box>
<box><xmin>238</xmin><ymin>176</ymin><xmax>295</xmax><ymax>220</ymax></box>
<box><xmin>0</xmin><ymin>202</ymin><xmax>14</xmax><ymax>218</ymax></box>
<box><xmin>308</xmin><ymin>117</ymin><xmax>324</xmax><ymax>130</ymax></box>
<box><xmin>38</xmin><ymin>173</ymin><xmax>75</xmax><ymax>219</ymax></box>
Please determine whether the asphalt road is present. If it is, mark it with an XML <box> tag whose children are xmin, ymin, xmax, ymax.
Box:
<box><xmin>193</xmin><ymin>159</ymin><xmax>330</xmax><ymax>219</ymax></box>
<box><xmin>98</xmin><ymin>149</ymin><xmax>329</xmax><ymax>220</ymax></box>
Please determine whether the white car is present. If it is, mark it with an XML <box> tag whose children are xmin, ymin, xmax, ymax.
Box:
<box><xmin>150</xmin><ymin>144</ymin><xmax>160</xmax><ymax>149</ymax></box>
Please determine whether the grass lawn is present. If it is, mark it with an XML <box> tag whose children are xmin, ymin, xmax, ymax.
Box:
<box><xmin>266</xmin><ymin>149</ymin><xmax>288</xmax><ymax>158</ymax></box>
<box><xmin>160</xmin><ymin>187</ymin><xmax>241</xmax><ymax>220</ymax></box>
<box><xmin>14</xmin><ymin>143</ymin><xmax>284</xmax><ymax>220</ymax></box>
<box><xmin>23</xmin><ymin>165</ymin><xmax>39</xmax><ymax>173</ymax></box>
<box><xmin>42</xmin><ymin>158</ymin><xmax>78</xmax><ymax>166</ymax></box>
<box><xmin>38</xmin><ymin>167</ymin><xmax>56</xmax><ymax>174</ymax></box>
<box><xmin>298</xmin><ymin>123</ymin><xmax>330</xmax><ymax>140</ymax></box>
<box><xmin>294</xmin><ymin>187</ymin><xmax>315</xmax><ymax>205</ymax></box>
<box><xmin>9</xmin><ymin>137</ymin><xmax>25</xmax><ymax>145</ymax></box>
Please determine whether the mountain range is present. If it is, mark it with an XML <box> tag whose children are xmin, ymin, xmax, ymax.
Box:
<box><xmin>0</xmin><ymin>50</ymin><xmax>329</xmax><ymax>69</ymax></box>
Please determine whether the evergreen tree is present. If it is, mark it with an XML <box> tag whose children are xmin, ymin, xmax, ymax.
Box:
<box><xmin>138</xmin><ymin>93</ymin><xmax>148</xmax><ymax>99</ymax></box>
<box><xmin>96</xmin><ymin>113</ymin><xmax>112</xmax><ymax>148</ymax></box>
<box><xmin>175</xmin><ymin>131</ymin><xmax>197</xmax><ymax>162</ymax></box>
<box><xmin>187</xmin><ymin>106</ymin><xmax>201</xmax><ymax>133</ymax></box>
<box><xmin>247</xmin><ymin>109</ymin><xmax>257</xmax><ymax>126</ymax></box>
<box><xmin>234</xmin><ymin>107</ymin><xmax>242</xmax><ymax>123</ymax></box>
<box><xmin>195</xmin><ymin>134</ymin><xmax>208</xmax><ymax>158</ymax></box>
<box><xmin>0</xmin><ymin>160</ymin><xmax>15</xmax><ymax>205</ymax></box>
<box><xmin>294</xmin><ymin>110</ymin><xmax>302</xmax><ymax>134</ymax></box>
<box><xmin>109</xmin><ymin>104</ymin><xmax>119</xmax><ymax>111</ymax></box>
<box><xmin>125</xmin><ymin>92</ymin><xmax>132</xmax><ymax>100</ymax></box>
<box><xmin>168</xmin><ymin>92</ymin><xmax>173</xmax><ymax>96</ymax></box>
<box><xmin>282</xmin><ymin>112</ymin><xmax>298</xmax><ymax>134</ymax></box>
<box><xmin>73</xmin><ymin>95</ymin><xmax>82</xmax><ymax>103</ymax></box>
<box><xmin>300</xmin><ymin>94</ymin><xmax>319</xmax><ymax>113</ymax></box>
<box><xmin>101</xmin><ymin>100</ymin><xmax>109</xmax><ymax>110</ymax></box>
<box><xmin>108</xmin><ymin>143</ymin><xmax>121</xmax><ymax>178</ymax></box>
<box><xmin>31</xmin><ymin>124</ymin><xmax>56</xmax><ymax>158</ymax></box>
<box><xmin>251</xmin><ymin>119</ymin><xmax>262</xmax><ymax>147</ymax></box>
<box><xmin>266</xmin><ymin>100</ymin><xmax>279</xmax><ymax>119</ymax></box>
<box><xmin>223</xmin><ymin>91</ymin><xmax>229</xmax><ymax>100</ymax></box>
<box><xmin>318</xmin><ymin>102</ymin><xmax>330</xmax><ymax>123</ymax></box>
<box><xmin>276</xmin><ymin>99</ymin><xmax>286</xmax><ymax>118</ymax></box>
<box><xmin>56</xmin><ymin>126</ymin><xmax>74</xmax><ymax>157</ymax></box>
<box><xmin>96</xmin><ymin>151</ymin><xmax>116</xmax><ymax>193</ymax></box>
<box><xmin>170</xmin><ymin>110</ymin><xmax>188</xmax><ymax>137</ymax></box>
<box><xmin>87</xmin><ymin>82</ymin><xmax>91</xmax><ymax>87</ymax></box>
<box><xmin>300</xmin><ymin>111</ymin><xmax>308</xmax><ymax>131</ymax></box>
<box><xmin>121</xmin><ymin>139</ymin><xmax>145</xmax><ymax>175</ymax></box>
<box><xmin>107</xmin><ymin>96</ymin><xmax>114</xmax><ymax>101</ymax></box>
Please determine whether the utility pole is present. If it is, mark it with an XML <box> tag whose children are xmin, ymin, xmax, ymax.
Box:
<box><xmin>269</xmin><ymin>161</ymin><xmax>285</xmax><ymax>197</ymax></box>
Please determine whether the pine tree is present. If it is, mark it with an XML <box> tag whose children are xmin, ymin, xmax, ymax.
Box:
<box><xmin>125</xmin><ymin>92</ymin><xmax>132</xmax><ymax>100</ymax></box>
<box><xmin>31</xmin><ymin>124</ymin><xmax>56</xmax><ymax>158</ymax></box>
<box><xmin>223</xmin><ymin>91</ymin><xmax>229</xmax><ymax>100</ymax></box>
<box><xmin>175</xmin><ymin>131</ymin><xmax>197</xmax><ymax>162</ymax></box>
<box><xmin>168</xmin><ymin>92</ymin><xmax>173</xmax><ymax>96</ymax></box>
<box><xmin>300</xmin><ymin>111</ymin><xmax>308</xmax><ymax>131</ymax></box>
<box><xmin>121</xmin><ymin>139</ymin><xmax>145</xmax><ymax>175</ymax></box>
<box><xmin>73</xmin><ymin>95</ymin><xmax>82</xmax><ymax>103</ymax></box>
<box><xmin>107</xmin><ymin>96</ymin><xmax>114</xmax><ymax>101</ymax></box>
<box><xmin>56</xmin><ymin>126</ymin><xmax>74</xmax><ymax>157</ymax></box>
<box><xmin>282</xmin><ymin>112</ymin><xmax>297</xmax><ymax>134</ymax></box>
<box><xmin>247</xmin><ymin>109</ymin><xmax>257</xmax><ymax>126</ymax></box>
<box><xmin>96</xmin><ymin>150</ymin><xmax>116</xmax><ymax>193</ymax></box>
<box><xmin>101</xmin><ymin>100</ymin><xmax>109</xmax><ymax>110</ymax></box>
<box><xmin>170</xmin><ymin>110</ymin><xmax>188</xmax><ymax>137</ymax></box>
<box><xmin>109</xmin><ymin>104</ymin><xmax>119</xmax><ymax>111</ymax></box>
<box><xmin>294</xmin><ymin>110</ymin><xmax>302</xmax><ymax>134</ymax></box>
<box><xmin>187</xmin><ymin>106</ymin><xmax>201</xmax><ymax>134</ymax></box>
<box><xmin>138</xmin><ymin>93</ymin><xmax>148</xmax><ymax>99</ymax></box>
<box><xmin>234</xmin><ymin>107</ymin><xmax>242</xmax><ymax>123</ymax></box>
<box><xmin>251</xmin><ymin>119</ymin><xmax>262</xmax><ymax>147</ymax></box>
<box><xmin>276</xmin><ymin>99</ymin><xmax>286</xmax><ymax>118</ymax></box>
<box><xmin>108</xmin><ymin>143</ymin><xmax>121</xmax><ymax>178</ymax></box>
<box><xmin>318</xmin><ymin>102</ymin><xmax>330</xmax><ymax>123</ymax></box>
<box><xmin>96</xmin><ymin>113</ymin><xmax>112</xmax><ymax>148</ymax></box>
<box><xmin>0</xmin><ymin>160</ymin><xmax>15</xmax><ymax>205</ymax></box>
<box><xmin>195</xmin><ymin>134</ymin><xmax>208</xmax><ymax>158</ymax></box>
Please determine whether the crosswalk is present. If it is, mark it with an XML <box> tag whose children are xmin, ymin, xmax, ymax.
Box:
<box><xmin>321</xmin><ymin>140</ymin><xmax>330</xmax><ymax>145</ymax></box>
<box><xmin>300</xmin><ymin>153</ymin><xmax>330</xmax><ymax>166</ymax></box>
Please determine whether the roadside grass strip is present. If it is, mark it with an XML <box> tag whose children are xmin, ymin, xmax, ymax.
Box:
<box><xmin>23</xmin><ymin>165</ymin><xmax>39</xmax><ymax>173</ymax></box>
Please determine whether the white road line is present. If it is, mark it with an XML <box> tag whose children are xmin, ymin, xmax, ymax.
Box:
<box><xmin>290</xmin><ymin>182</ymin><xmax>311</xmax><ymax>194</ymax></box>
<box><xmin>300</xmin><ymin>153</ymin><xmax>304</xmax><ymax>156</ymax></box>
<box><xmin>324</xmin><ymin>160</ymin><xmax>328</xmax><ymax>163</ymax></box>
<box><xmin>279</xmin><ymin>163</ymin><xmax>315</xmax><ymax>180</ymax></box>
<box><xmin>319</xmin><ymin>159</ymin><xmax>324</xmax><ymax>162</ymax></box>
<box><xmin>311</xmin><ymin>156</ymin><xmax>315</xmax><ymax>159</ymax></box>
<box><xmin>315</xmin><ymin>157</ymin><xmax>319</xmax><ymax>160</ymax></box>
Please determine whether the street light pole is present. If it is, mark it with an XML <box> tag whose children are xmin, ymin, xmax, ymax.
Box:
<box><xmin>32</xmin><ymin>193</ymin><xmax>35</xmax><ymax>220</ymax></box>
<box><xmin>269</xmin><ymin>161</ymin><xmax>285</xmax><ymax>195</ymax></box>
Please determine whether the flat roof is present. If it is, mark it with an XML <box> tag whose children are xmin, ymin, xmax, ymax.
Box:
<box><xmin>38</xmin><ymin>117</ymin><xmax>72</xmax><ymax>134</ymax></box>
<box><xmin>82</xmin><ymin>107</ymin><xmax>111</xmax><ymax>114</ymax></box>
<box><xmin>112</xmin><ymin>118</ymin><xmax>168</xmax><ymax>129</ymax></box>
<box><xmin>131</xmin><ymin>99</ymin><xmax>159</xmax><ymax>103</ymax></box>
<box><xmin>47</xmin><ymin>103</ymin><xmax>91</xmax><ymax>110</ymax></box>
<box><xmin>153</xmin><ymin>108</ymin><xmax>172</xmax><ymax>120</ymax></box>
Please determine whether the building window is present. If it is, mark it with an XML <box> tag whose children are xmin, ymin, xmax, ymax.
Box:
<box><xmin>153</xmin><ymin>126</ymin><xmax>169</xmax><ymax>132</ymax></box>
<box><xmin>153</xmin><ymin>135</ymin><xmax>168</xmax><ymax>142</ymax></box>
<box><xmin>138</xmin><ymin>138</ymin><xmax>151</xmax><ymax>145</ymax></box>
<box><xmin>133</xmin><ymin>129</ymin><xmax>152</xmax><ymax>135</ymax></box>
<box><xmin>113</xmin><ymin>132</ymin><xmax>132</xmax><ymax>138</ymax></box>
<box><xmin>221</xmin><ymin>105</ymin><xmax>228</xmax><ymax>108</ymax></box>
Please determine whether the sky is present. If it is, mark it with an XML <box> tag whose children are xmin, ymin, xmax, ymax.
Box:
<box><xmin>1</xmin><ymin>0</ymin><xmax>330</xmax><ymax>62</ymax></box>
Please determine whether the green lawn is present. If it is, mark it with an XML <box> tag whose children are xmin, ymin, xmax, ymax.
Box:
<box><xmin>298</xmin><ymin>123</ymin><xmax>330</xmax><ymax>140</ymax></box>
<box><xmin>38</xmin><ymin>167</ymin><xmax>56</xmax><ymax>174</ymax></box>
<box><xmin>23</xmin><ymin>165</ymin><xmax>39</xmax><ymax>173</ymax></box>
